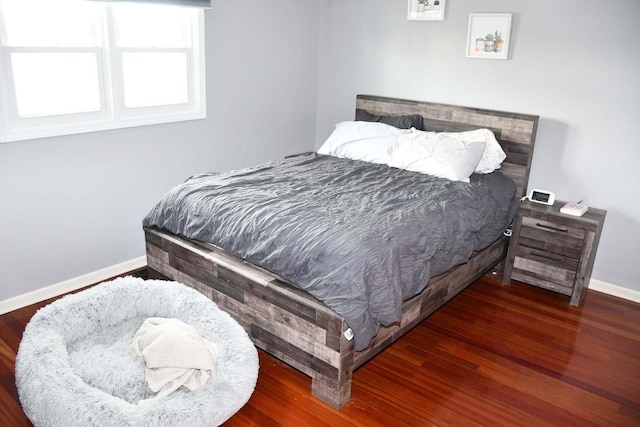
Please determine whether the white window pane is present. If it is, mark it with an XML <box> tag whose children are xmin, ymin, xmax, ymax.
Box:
<box><xmin>113</xmin><ymin>4</ymin><xmax>192</xmax><ymax>48</ymax></box>
<box><xmin>1</xmin><ymin>0</ymin><xmax>100</xmax><ymax>47</ymax></box>
<box><xmin>122</xmin><ymin>52</ymin><xmax>189</xmax><ymax>108</ymax></box>
<box><xmin>11</xmin><ymin>52</ymin><xmax>102</xmax><ymax>117</ymax></box>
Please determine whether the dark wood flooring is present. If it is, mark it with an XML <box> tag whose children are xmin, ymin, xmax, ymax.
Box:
<box><xmin>1</xmin><ymin>271</ymin><xmax>639</xmax><ymax>426</ymax></box>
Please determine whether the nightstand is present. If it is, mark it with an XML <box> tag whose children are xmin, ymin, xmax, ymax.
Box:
<box><xmin>502</xmin><ymin>200</ymin><xmax>606</xmax><ymax>306</ymax></box>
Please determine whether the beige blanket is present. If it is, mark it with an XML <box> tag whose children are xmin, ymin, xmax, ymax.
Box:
<box><xmin>131</xmin><ymin>317</ymin><xmax>218</xmax><ymax>402</ymax></box>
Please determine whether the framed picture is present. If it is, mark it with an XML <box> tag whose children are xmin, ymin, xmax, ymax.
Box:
<box><xmin>407</xmin><ymin>0</ymin><xmax>446</xmax><ymax>21</ymax></box>
<box><xmin>466</xmin><ymin>14</ymin><xmax>512</xmax><ymax>59</ymax></box>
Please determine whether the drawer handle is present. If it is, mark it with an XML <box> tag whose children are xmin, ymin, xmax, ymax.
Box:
<box><xmin>535</xmin><ymin>222</ymin><xmax>568</xmax><ymax>233</ymax></box>
<box><xmin>531</xmin><ymin>251</ymin><xmax>563</xmax><ymax>263</ymax></box>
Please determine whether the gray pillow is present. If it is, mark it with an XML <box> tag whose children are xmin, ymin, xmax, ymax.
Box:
<box><xmin>355</xmin><ymin>109</ymin><xmax>425</xmax><ymax>130</ymax></box>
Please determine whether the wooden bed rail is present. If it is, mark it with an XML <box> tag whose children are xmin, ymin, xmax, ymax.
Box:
<box><xmin>145</xmin><ymin>227</ymin><xmax>507</xmax><ymax>408</ymax></box>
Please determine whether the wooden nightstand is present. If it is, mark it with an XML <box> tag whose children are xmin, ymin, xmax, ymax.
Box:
<box><xmin>502</xmin><ymin>200</ymin><xmax>606</xmax><ymax>306</ymax></box>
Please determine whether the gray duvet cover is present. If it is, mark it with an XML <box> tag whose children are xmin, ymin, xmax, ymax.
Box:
<box><xmin>143</xmin><ymin>154</ymin><xmax>518</xmax><ymax>350</ymax></box>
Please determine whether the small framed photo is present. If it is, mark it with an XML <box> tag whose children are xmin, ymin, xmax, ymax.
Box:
<box><xmin>466</xmin><ymin>13</ymin><xmax>512</xmax><ymax>59</ymax></box>
<box><xmin>407</xmin><ymin>0</ymin><xmax>446</xmax><ymax>21</ymax></box>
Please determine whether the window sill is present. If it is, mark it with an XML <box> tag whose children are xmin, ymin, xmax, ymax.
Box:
<box><xmin>0</xmin><ymin>110</ymin><xmax>206</xmax><ymax>143</ymax></box>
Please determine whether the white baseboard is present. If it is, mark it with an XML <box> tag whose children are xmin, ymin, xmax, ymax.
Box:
<box><xmin>589</xmin><ymin>279</ymin><xmax>640</xmax><ymax>304</ymax></box>
<box><xmin>0</xmin><ymin>256</ymin><xmax>147</xmax><ymax>315</ymax></box>
<box><xmin>1</xmin><ymin>260</ymin><xmax>637</xmax><ymax>315</ymax></box>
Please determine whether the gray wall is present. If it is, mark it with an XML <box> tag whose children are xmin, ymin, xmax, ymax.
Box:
<box><xmin>2</xmin><ymin>0</ymin><xmax>638</xmax><ymax>302</ymax></box>
<box><xmin>315</xmin><ymin>0</ymin><xmax>640</xmax><ymax>293</ymax></box>
<box><xmin>0</xmin><ymin>0</ymin><xmax>319</xmax><ymax>300</ymax></box>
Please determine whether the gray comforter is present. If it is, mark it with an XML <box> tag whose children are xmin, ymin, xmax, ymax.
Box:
<box><xmin>143</xmin><ymin>154</ymin><xmax>518</xmax><ymax>350</ymax></box>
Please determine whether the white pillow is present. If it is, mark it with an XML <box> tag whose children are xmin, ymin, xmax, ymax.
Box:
<box><xmin>331</xmin><ymin>134</ymin><xmax>405</xmax><ymax>164</ymax></box>
<box><xmin>317</xmin><ymin>121</ymin><xmax>411</xmax><ymax>164</ymax></box>
<box><xmin>388</xmin><ymin>132</ymin><xmax>486</xmax><ymax>182</ymax></box>
<box><xmin>439</xmin><ymin>128</ymin><xmax>506</xmax><ymax>174</ymax></box>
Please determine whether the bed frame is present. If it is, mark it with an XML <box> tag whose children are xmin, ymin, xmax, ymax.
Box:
<box><xmin>144</xmin><ymin>95</ymin><xmax>539</xmax><ymax>409</ymax></box>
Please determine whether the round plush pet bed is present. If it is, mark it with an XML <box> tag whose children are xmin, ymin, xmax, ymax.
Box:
<box><xmin>15</xmin><ymin>277</ymin><xmax>259</xmax><ymax>427</ymax></box>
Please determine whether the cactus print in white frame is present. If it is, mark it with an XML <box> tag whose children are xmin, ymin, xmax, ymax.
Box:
<box><xmin>466</xmin><ymin>14</ymin><xmax>513</xmax><ymax>60</ymax></box>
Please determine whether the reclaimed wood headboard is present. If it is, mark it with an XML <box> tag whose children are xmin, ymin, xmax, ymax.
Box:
<box><xmin>356</xmin><ymin>94</ymin><xmax>539</xmax><ymax>198</ymax></box>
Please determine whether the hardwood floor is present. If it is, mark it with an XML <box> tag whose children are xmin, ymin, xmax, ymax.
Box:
<box><xmin>1</xmin><ymin>272</ymin><xmax>639</xmax><ymax>426</ymax></box>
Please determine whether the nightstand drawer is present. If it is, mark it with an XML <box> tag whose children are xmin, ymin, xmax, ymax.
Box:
<box><xmin>513</xmin><ymin>246</ymin><xmax>578</xmax><ymax>289</ymax></box>
<box><xmin>520</xmin><ymin>216</ymin><xmax>585</xmax><ymax>259</ymax></box>
<box><xmin>511</xmin><ymin>271</ymin><xmax>574</xmax><ymax>296</ymax></box>
<box><xmin>515</xmin><ymin>245</ymin><xmax>580</xmax><ymax>271</ymax></box>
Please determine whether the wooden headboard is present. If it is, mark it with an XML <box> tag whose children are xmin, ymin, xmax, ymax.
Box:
<box><xmin>356</xmin><ymin>95</ymin><xmax>539</xmax><ymax>198</ymax></box>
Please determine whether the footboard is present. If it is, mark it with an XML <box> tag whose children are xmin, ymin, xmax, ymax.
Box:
<box><xmin>144</xmin><ymin>226</ymin><xmax>507</xmax><ymax>409</ymax></box>
<box><xmin>144</xmin><ymin>227</ymin><xmax>355</xmax><ymax>408</ymax></box>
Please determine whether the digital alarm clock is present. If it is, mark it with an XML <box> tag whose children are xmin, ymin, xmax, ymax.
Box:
<box><xmin>527</xmin><ymin>189</ymin><xmax>555</xmax><ymax>205</ymax></box>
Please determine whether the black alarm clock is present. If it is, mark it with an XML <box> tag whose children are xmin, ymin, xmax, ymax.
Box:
<box><xmin>527</xmin><ymin>189</ymin><xmax>555</xmax><ymax>205</ymax></box>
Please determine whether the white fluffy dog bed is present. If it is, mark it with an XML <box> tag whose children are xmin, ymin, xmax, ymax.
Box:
<box><xmin>16</xmin><ymin>277</ymin><xmax>259</xmax><ymax>427</ymax></box>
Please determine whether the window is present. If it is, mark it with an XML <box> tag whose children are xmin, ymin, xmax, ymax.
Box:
<box><xmin>0</xmin><ymin>0</ymin><xmax>205</xmax><ymax>142</ymax></box>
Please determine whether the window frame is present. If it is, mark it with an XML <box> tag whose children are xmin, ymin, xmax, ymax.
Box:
<box><xmin>0</xmin><ymin>1</ymin><xmax>206</xmax><ymax>143</ymax></box>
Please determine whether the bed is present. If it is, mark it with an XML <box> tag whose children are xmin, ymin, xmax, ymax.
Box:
<box><xmin>143</xmin><ymin>95</ymin><xmax>539</xmax><ymax>409</ymax></box>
